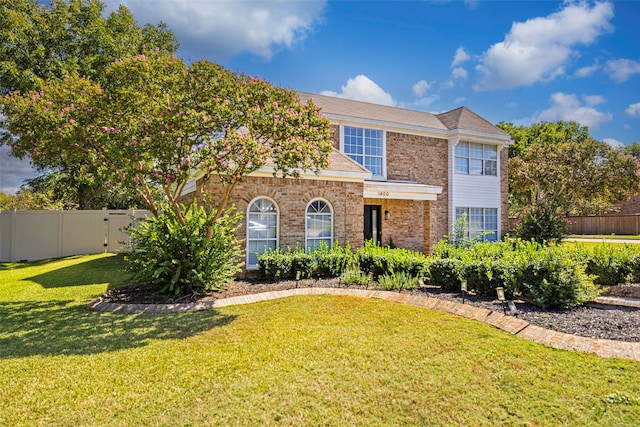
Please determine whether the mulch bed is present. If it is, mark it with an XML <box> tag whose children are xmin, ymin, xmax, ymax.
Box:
<box><xmin>101</xmin><ymin>278</ymin><xmax>640</xmax><ymax>343</ymax></box>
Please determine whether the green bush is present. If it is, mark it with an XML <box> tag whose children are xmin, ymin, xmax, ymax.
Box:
<box><xmin>340</xmin><ymin>266</ymin><xmax>372</xmax><ymax>287</ymax></box>
<box><xmin>258</xmin><ymin>248</ymin><xmax>294</xmax><ymax>280</ymax></box>
<box><xmin>378</xmin><ymin>271</ymin><xmax>420</xmax><ymax>291</ymax></box>
<box><xmin>356</xmin><ymin>241</ymin><xmax>428</xmax><ymax>280</ymax></box>
<box><xmin>512</xmin><ymin>204</ymin><xmax>569</xmax><ymax>244</ymax></box>
<box><xmin>291</xmin><ymin>249</ymin><xmax>316</xmax><ymax>279</ymax></box>
<box><xmin>585</xmin><ymin>244</ymin><xmax>637</xmax><ymax>286</ymax></box>
<box><xmin>125</xmin><ymin>204</ymin><xmax>243</xmax><ymax>295</ymax></box>
<box><xmin>513</xmin><ymin>247</ymin><xmax>600</xmax><ymax>309</ymax></box>
<box><xmin>427</xmin><ymin>258</ymin><xmax>464</xmax><ymax>290</ymax></box>
<box><xmin>314</xmin><ymin>241</ymin><xmax>353</xmax><ymax>277</ymax></box>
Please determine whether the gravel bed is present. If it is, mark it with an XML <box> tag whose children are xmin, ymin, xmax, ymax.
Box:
<box><xmin>101</xmin><ymin>278</ymin><xmax>640</xmax><ymax>343</ymax></box>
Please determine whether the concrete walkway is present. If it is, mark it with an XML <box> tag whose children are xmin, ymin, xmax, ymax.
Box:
<box><xmin>88</xmin><ymin>288</ymin><xmax>640</xmax><ymax>362</ymax></box>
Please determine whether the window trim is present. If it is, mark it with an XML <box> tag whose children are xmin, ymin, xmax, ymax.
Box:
<box><xmin>246</xmin><ymin>196</ymin><xmax>279</xmax><ymax>269</ymax></box>
<box><xmin>454</xmin><ymin>141</ymin><xmax>498</xmax><ymax>177</ymax></box>
<box><xmin>340</xmin><ymin>125</ymin><xmax>387</xmax><ymax>180</ymax></box>
<box><xmin>305</xmin><ymin>198</ymin><xmax>334</xmax><ymax>252</ymax></box>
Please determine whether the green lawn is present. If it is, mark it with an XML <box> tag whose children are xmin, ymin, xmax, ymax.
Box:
<box><xmin>1</xmin><ymin>254</ymin><xmax>639</xmax><ymax>426</ymax></box>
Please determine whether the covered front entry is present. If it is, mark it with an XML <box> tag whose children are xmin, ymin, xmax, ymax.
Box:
<box><xmin>364</xmin><ymin>205</ymin><xmax>382</xmax><ymax>245</ymax></box>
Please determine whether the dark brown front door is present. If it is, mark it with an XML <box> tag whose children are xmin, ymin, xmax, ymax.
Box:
<box><xmin>364</xmin><ymin>205</ymin><xmax>382</xmax><ymax>245</ymax></box>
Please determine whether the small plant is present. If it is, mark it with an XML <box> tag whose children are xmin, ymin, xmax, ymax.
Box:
<box><xmin>340</xmin><ymin>266</ymin><xmax>372</xmax><ymax>287</ymax></box>
<box><xmin>378</xmin><ymin>271</ymin><xmax>420</xmax><ymax>291</ymax></box>
<box><xmin>513</xmin><ymin>204</ymin><xmax>569</xmax><ymax>244</ymax></box>
<box><xmin>258</xmin><ymin>248</ymin><xmax>293</xmax><ymax>281</ymax></box>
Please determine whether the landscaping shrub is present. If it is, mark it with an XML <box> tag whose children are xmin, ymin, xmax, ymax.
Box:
<box><xmin>427</xmin><ymin>258</ymin><xmax>464</xmax><ymax>290</ymax></box>
<box><xmin>378</xmin><ymin>271</ymin><xmax>420</xmax><ymax>291</ymax></box>
<box><xmin>514</xmin><ymin>246</ymin><xmax>600</xmax><ymax>309</ymax></box>
<box><xmin>314</xmin><ymin>241</ymin><xmax>353</xmax><ymax>277</ymax></box>
<box><xmin>125</xmin><ymin>204</ymin><xmax>243</xmax><ymax>295</ymax></box>
<box><xmin>585</xmin><ymin>244</ymin><xmax>637</xmax><ymax>286</ymax></box>
<box><xmin>340</xmin><ymin>266</ymin><xmax>372</xmax><ymax>287</ymax></box>
<box><xmin>258</xmin><ymin>248</ymin><xmax>294</xmax><ymax>280</ymax></box>
<box><xmin>356</xmin><ymin>241</ymin><xmax>428</xmax><ymax>280</ymax></box>
<box><xmin>512</xmin><ymin>204</ymin><xmax>569</xmax><ymax>244</ymax></box>
<box><xmin>290</xmin><ymin>249</ymin><xmax>316</xmax><ymax>279</ymax></box>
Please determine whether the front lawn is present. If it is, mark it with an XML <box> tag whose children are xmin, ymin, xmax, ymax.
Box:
<box><xmin>1</xmin><ymin>254</ymin><xmax>639</xmax><ymax>426</ymax></box>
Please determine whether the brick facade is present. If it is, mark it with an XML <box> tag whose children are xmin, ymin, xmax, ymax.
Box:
<box><xmin>200</xmin><ymin>175</ymin><xmax>365</xmax><ymax>251</ymax></box>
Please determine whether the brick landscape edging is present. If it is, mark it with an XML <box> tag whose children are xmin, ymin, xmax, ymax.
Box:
<box><xmin>87</xmin><ymin>288</ymin><xmax>640</xmax><ymax>361</ymax></box>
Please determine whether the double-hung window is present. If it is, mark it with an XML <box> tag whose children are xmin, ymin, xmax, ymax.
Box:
<box><xmin>455</xmin><ymin>142</ymin><xmax>497</xmax><ymax>176</ymax></box>
<box><xmin>455</xmin><ymin>207</ymin><xmax>498</xmax><ymax>242</ymax></box>
<box><xmin>343</xmin><ymin>126</ymin><xmax>384</xmax><ymax>178</ymax></box>
<box><xmin>246</xmin><ymin>198</ymin><xmax>278</xmax><ymax>268</ymax></box>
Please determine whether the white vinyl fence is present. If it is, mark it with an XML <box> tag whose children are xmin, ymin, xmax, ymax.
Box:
<box><xmin>0</xmin><ymin>209</ymin><xmax>149</xmax><ymax>262</ymax></box>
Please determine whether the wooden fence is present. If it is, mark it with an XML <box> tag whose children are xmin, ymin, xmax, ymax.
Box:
<box><xmin>568</xmin><ymin>214</ymin><xmax>640</xmax><ymax>236</ymax></box>
<box><xmin>0</xmin><ymin>209</ymin><xmax>149</xmax><ymax>263</ymax></box>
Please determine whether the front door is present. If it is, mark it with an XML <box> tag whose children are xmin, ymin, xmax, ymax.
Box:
<box><xmin>364</xmin><ymin>205</ymin><xmax>382</xmax><ymax>245</ymax></box>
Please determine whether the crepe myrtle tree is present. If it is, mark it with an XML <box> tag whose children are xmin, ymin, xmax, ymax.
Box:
<box><xmin>1</xmin><ymin>52</ymin><xmax>333</xmax><ymax>292</ymax></box>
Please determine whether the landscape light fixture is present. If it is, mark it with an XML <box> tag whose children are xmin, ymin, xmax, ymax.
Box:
<box><xmin>496</xmin><ymin>287</ymin><xmax>506</xmax><ymax>314</ymax></box>
<box><xmin>460</xmin><ymin>279</ymin><xmax>467</xmax><ymax>304</ymax></box>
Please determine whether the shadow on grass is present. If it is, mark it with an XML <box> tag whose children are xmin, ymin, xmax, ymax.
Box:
<box><xmin>0</xmin><ymin>300</ymin><xmax>236</xmax><ymax>358</ymax></box>
<box><xmin>24</xmin><ymin>255</ymin><xmax>130</xmax><ymax>289</ymax></box>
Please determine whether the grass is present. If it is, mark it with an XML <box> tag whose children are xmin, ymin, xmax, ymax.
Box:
<box><xmin>1</xmin><ymin>254</ymin><xmax>639</xmax><ymax>426</ymax></box>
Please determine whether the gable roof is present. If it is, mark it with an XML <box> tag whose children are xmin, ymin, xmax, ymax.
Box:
<box><xmin>298</xmin><ymin>91</ymin><xmax>509</xmax><ymax>139</ymax></box>
<box><xmin>436</xmin><ymin>107</ymin><xmax>509</xmax><ymax>137</ymax></box>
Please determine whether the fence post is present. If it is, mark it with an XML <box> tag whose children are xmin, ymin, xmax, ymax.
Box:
<box><xmin>11</xmin><ymin>208</ymin><xmax>17</xmax><ymax>262</ymax></box>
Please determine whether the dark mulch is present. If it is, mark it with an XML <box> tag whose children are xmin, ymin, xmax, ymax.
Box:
<box><xmin>101</xmin><ymin>278</ymin><xmax>640</xmax><ymax>343</ymax></box>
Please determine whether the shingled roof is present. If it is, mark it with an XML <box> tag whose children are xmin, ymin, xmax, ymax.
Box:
<box><xmin>298</xmin><ymin>92</ymin><xmax>508</xmax><ymax>137</ymax></box>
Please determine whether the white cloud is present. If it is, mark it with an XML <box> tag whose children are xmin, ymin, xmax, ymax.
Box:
<box><xmin>533</xmin><ymin>92</ymin><xmax>613</xmax><ymax>129</ymax></box>
<box><xmin>603</xmin><ymin>138</ymin><xmax>624</xmax><ymax>148</ymax></box>
<box><xmin>605</xmin><ymin>58</ymin><xmax>640</xmax><ymax>83</ymax></box>
<box><xmin>626</xmin><ymin>103</ymin><xmax>640</xmax><ymax>118</ymax></box>
<box><xmin>413</xmin><ymin>95</ymin><xmax>440</xmax><ymax>108</ymax></box>
<box><xmin>451</xmin><ymin>67</ymin><xmax>468</xmax><ymax>81</ymax></box>
<box><xmin>451</xmin><ymin>46</ymin><xmax>470</xmax><ymax>68</ymax></box>
<box><xmin>321</xmin><ymin>75</ymin><xmax>396</xmax><ymax>106</ymax></box>
<box><xmin>106</xmin><ymin>0</ymin><xmax>327</xmax><ymax>61</ymax></box>
<box><xmin>474</xmin><ymin>1</ymin><xmax>614</xmax><ymax>91</ymax></box>
<box><xmin>454</xmin><ymin>97</ymin><xmax>467</xmax><ymax>105</ymax></box>
<box><xmin>574</xmin><ymin>61</ymin><xmax>600</xmax><ymax>78</ymax></box>
<box><xmin>412</xmin><ymin>80</ymin><xmax>433</xmax><ymax>97</ymax></box>
<box><xmin>584</xmin><ymin>95</ymin><xmax>605</xmax><ymax>106</ymax></box>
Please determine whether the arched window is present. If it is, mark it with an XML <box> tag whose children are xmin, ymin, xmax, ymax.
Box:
<box><xmin>306</xmin><ymin>199</ymin><xmax>333</xmax><ymax>251</ymax></box>
<box><xmin>246</xmin><ymin>197</ymin><xmax>278</xmax><ymax>269</ymax></box>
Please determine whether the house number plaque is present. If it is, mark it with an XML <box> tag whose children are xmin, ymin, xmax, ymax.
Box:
<box><xmin>377</xmin><ymin>191</ymin><xmax>390</xmax><ymax>197</ymax></box>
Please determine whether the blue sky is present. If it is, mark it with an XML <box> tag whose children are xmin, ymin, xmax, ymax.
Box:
<box><xmin>2</xmin><ymin>0</ymin><xmax>640</xmax><ymax>194</ymax></box>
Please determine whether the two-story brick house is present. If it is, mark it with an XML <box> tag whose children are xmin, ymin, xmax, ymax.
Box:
<box><xmin>189</xmin><ymin>92</ymin><xmax>511</xmax><ymax>270</ymax></box>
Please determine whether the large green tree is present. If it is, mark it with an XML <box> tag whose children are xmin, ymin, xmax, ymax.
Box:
<box><xmin>0</xmin><ymin>0</ymin><xmax>178</xmax><ymax>209</ymax></box>
<box><xmin>498</xmin><ymin>121</ymin><xmax>640</xmax><ymax>219</ymax></box>
<box><xmin>1</xmin><ymin>52</ymin><xmax>333</xmax><ymax>292</ymax></box>
<box><xmin>1</xmin><ymin>51</ymin><xmax>333</xmax><ymax>222</ymax></box>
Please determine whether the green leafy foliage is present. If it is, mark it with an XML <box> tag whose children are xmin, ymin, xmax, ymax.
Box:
<box><xmin>378</xmin><ymin>271</ymin><xmax>420</xmax><ymax>291</ymax></box>
<box><xmin>339</xmin><ymin>266</ymin><xmax>372</xmax><ymax>287</ymax></box>
<box><xmin>430</xmin><ymin>239</ymin><xmax>602</xmax><ymax>308</ymax></box>
<box><xmin>314</xmin><ymin>241</ymin><xmax>352</xmax><ymax>277</ymax></box>
<box><xmin>355</xmin><ymin>240</ymin><xmax>428</xmax><ymax>280</ymax></box>
<box><xmin>257</xmin><ymin>248</ymin><xmax>293</xmax><ymax>281</ymax></box>
<box><xmin>125</xmin><ymin>204</ymin><xmax>242</xmax><ymax>295</ymax></box>
<box><xmin>512</xmin><ymin>203</ymin><xmax>569</xmax><ymax>244</ymax></box>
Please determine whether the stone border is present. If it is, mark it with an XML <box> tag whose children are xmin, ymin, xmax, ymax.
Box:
<box><xmin>87</xmin><ymin>288</ymin><xmax>640</xmax><ymax>361</ymax></box>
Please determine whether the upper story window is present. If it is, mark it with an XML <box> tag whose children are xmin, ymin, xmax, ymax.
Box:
<box><xmin>455</xmin><ymin>142</ymin><xmax>497</xmax><ymax>176</ymax></box>
<box><xmin>246</xmin><ymin>197</ymin><xmax>278</xmax><ymax>269</ymax></box>
<box><xmin>343</xmin><ymin>126</ymin><xmax>385</xmax><ymax>178</ymax></box>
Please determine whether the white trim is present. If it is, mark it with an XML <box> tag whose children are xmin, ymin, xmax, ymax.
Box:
<box><xmin>246</xmin><ymin>196</ymin><xmax>279</xmax><ymax>270</ymax></box>
<box><xmin>305</xmin><ymin>198</ymin><xmax>334</xmax><ymax>252</ymax></box>
<box><xmin>363</xmin><ymin>181</ymin><xmax>443</xmax><ymax>201</ymax></box>
<box><xmin>327</xmin><ymin>114</ymin><xmax>512</xmax><ymax>145</ymax></box>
